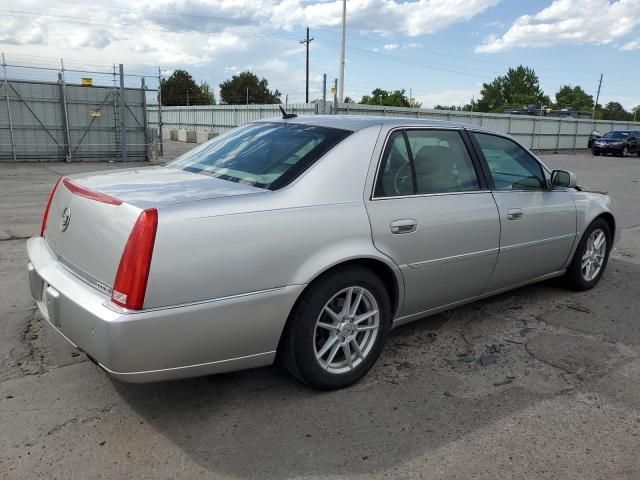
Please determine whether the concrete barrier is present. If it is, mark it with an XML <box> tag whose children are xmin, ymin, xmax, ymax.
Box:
<box><xmin>208</xmin><ymin>132</ymin><xmax>219</xmax><ymax>140</ymax></box>
<box><xmin>177</xmin><ymin>130</ymin><xmax>187</xmax><ymax>142</ymax></box>
<box><xmin>169</xmin><ymin>129</ymin><xmax>178</xmax><ymax>141</ymax></box>
<box><xmin>186</xmin><ymin>130</ymin><xmax>198</xmax><ymax>143</ymax></box>
<box><xmin>162</xmin><ymin>129</ymin><xmax>172</xmax><ymax>140</ymax></box>
<box><xmin>196</xmin><ymin>131</ymin><xmax>209</xmax><ymax>143</ymax></box>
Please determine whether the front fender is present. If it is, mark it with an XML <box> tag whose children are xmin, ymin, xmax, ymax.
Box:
<box><xmin>567</xmin><ymin>191</ymin><xmax>619</xmax><ymax>266</ymax></box>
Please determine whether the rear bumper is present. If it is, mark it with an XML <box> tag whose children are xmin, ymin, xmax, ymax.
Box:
<box><xmin>27</xmin><ymin>237</ymin><xmax>304</xmax><ymax>383</ymax></box>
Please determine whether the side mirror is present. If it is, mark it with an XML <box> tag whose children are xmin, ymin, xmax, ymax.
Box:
<box><xmin>550</xmin><ymin>170</ymin><xmax>577</xmax><ymax>188</ymax></box>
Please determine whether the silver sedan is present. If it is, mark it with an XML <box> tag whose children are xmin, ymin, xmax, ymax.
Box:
<box><xmin>27</xmin><ymin>116</ymin><xmax>619</xmax><ymax>389</ymax></box>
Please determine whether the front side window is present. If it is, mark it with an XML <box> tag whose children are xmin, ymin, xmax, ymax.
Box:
<box><xmin>474</xmin><ymin>133</ymin><xmax>546</xmax><ymax>190</ymax></box>
<box><xmin>168</xmin><ymin>122</ymin><xmax>351</xmax><ymax>190</ymax></box>
<box><xmin>374</xmin><ymin>129</ymin><xmax>479</xmax><ymax>197</ymax></box>
<box><xmin>406</xmin><ymin>130</ymin><xmax>479</xmax><ymax>194</ymax></box>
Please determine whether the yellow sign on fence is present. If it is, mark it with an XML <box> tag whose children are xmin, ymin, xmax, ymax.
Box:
<box><xmin>81</xmin><ymin>77</ymin><xmax>93</xmax><ymax>87</ymax></box>
<box><xmin>88</xmin><ymin>108</ymin><xmax>101</xmax><ymax>117</ymax></box>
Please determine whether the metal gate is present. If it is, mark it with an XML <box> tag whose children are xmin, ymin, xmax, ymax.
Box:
<box><xmin>0</xmin><ymin>64</ymin><xmax>152</xmax><ymax>162</ymax></box>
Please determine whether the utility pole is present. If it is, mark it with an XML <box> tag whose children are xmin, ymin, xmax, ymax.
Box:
<box><xmin>333</xmin><ymin>78</ymin><xmax>338</xmax><ymax>113</ymax></box>
<box><xmin>300</xmin><ymin>27</ymin><xmax>314</xmax><ymax>103</ymax></box>
<box><xmin>592</xmin><ymin>73</ymin><xmax>603</xmax><ymax>119</ymax></box>
<box><xmin>322</xmin><ymin>73</ymin><xmax>327</xmax><ymax>114</ymax></box>
<box><xmin>186</xmin><ymin>89</ymin><xmax>189</xmax><ymax>107</ymax></box>
<box><xmin>246</xmin><ymin>87</ymin><xmax>249</xmax><ymax>105</ymax></box>
<box><xmin>338</xmin><ymin>0</ymin><xmax>346</xmax><ymax>102</ymax></box>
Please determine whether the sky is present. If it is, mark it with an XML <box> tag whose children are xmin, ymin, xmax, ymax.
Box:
<box><xmin>1</xmin><ymin>0</ymin><xmax>639</xmax><ymax>109</ymax></box>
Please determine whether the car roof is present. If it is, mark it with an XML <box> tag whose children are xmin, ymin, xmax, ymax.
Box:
<box><xmin>257</xmin><ymin>115</ymin><xmax>488</xmax><ymax>132</ymax></box>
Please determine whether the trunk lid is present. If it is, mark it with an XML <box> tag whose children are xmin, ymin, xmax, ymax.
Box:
<box><xmin>43</xmin><ymin>166</ymin><xmax>264</xmax><ymax>292</ymax></box>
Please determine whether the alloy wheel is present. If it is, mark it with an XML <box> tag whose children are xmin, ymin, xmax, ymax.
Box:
<box><xmin>581</xmin><ymin>228</ymin><xmax>607</xmax><ymax>281</ymax></box>
<box><xmin>313</xmin><ymin>286</ymin><xmax>380</xmax><ymax>374</ymax></box>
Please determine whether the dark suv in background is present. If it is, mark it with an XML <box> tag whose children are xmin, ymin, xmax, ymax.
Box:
<box><xmin>592</xmin><ymin>130</ymin><xmax>640</xmax><ymax>157</ymax></box>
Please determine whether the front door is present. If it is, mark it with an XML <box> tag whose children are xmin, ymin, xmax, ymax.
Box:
<box><xmin>471</xmin><ymin>132</ymin><xmax>577</xmax><ymax>292</ymax></box>
<box><xmin>365</xmin><ymin>128</ymin><xmax>500</xmax><ymax>318</ymax></box>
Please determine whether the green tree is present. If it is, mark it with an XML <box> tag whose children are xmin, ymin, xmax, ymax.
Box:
<box><xmin>600</xmin><ymin>101</ymin><xmax>631</xmax><ymax>121</ymax></box>
<box><xmin>219</xmin><ymin>71</ymin><xmax>281</xmax><ymax>104</ymax></box>
<box><xmin>554</xmin><ymin>85</ymin><xmax>594</xmax><ymax>111</ymax></box>
<box><xmin>475</xmin><ymin>65</ymin><xmax>550</xmax><ymax>113</ymax></box>
<box><xmin>632</xmin><ymin>105</ymin><xmax>640</xmax><ymax>122</ymax></box>
<box><xmin>360</xmin><ymin>88</ymin><xmax>419</xmax><ymax>108</ymax></box>
<box><xmin>160</xmin><ymin>69</ymin><xmax>213</xmax><ymax>106</ymax></box>
<box><xmin>199</xmin><ymin>81</ymin><xmax>216</xmax><ymax>105</ymax></box>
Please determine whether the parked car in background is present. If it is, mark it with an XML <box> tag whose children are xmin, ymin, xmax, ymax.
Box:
<box><xmin>588</xmin><ymin>130</ymin><xmax>601</xmax><ymax>149</ymax></box>
<box><xmin>592</xmin><ymin>130</ymin><xmax>640</xmax><ymax>157</ymax></box>
<box><xmin>28</xmin><ymin>116</ymin><xmax>619</xmax><ymax>390</ymax></box>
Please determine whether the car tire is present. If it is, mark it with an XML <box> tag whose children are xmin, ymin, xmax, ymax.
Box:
<box><xmin>279</xmin><ymin>265</ymin><xmax>391</xmax><ymax>390</ymax></box>
<box><xmin>563</xmin><ymin>218</ymin><xmax>611</xmax><ymax>291</ymax></box>
<box><xmin>621</xmin><ymin>146</ymin><xmax>629</xmax><ymax>157</ymax></box>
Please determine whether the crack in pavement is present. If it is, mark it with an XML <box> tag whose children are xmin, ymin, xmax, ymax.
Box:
<box><xmin>0</xmin><ymin>235</ymin><xmax>30</xmax><ymax>242</ymax></box>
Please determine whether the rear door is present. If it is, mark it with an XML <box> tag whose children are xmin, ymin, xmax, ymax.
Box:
<box><xmin>365</xmin><ymin>128</ymin><xmax>500</xmax><ymax>318</ymax></box>
<box><xmin>470</xmin><ymin>132</ymin><xmax>577</xmax><ymax>292</ymax></box>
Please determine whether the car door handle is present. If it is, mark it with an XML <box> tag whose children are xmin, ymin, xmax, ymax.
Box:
<box><xmin>507</xmin><ymin>208</ymin><xmax>524</xmax><ymax>220</ymax></box>
<box><xmin>390</xmin><ymin>219</ymin><xmax>417</xmax><ymax>234</ymax></box>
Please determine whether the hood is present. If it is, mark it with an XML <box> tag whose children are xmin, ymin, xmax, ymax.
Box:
<box><xmin>68</xmin><ymin>166</ymin><xmax>266</xmax><ymax>209</ymax></box>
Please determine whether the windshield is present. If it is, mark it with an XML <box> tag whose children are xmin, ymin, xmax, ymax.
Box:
<box><xmin>167</xmin><ymin>122</ymin><xmax>351</xmax><ymax>190</ymax></box>
<box><xmin>602</xmin><ymin>131</ymin><xmax>630</xmax><ymax>139</ymax></box>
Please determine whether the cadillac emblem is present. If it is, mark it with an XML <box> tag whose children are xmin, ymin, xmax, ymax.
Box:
<box><xmin>60</xmin><ymin>207</ymin><xmax>71</xmax><ymax>232</ymax></box>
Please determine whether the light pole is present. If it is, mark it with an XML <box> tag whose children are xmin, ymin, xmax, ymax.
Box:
<box><xmin>338</xmin><ymin>0</ymin><xmax>346</xmax><ymax>103</ymax></box>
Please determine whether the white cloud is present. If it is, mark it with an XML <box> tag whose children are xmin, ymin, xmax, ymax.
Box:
<box><xmin>383</xmin><ymin>43</ymin><xmax>398</xmax><ymax>50</ymax></box>
<box><xmin>0</xmin><ymin>18</ymin><xmax>47</xmax><ymax>45</ymax></box>
<box><xmin>621</xmin><ymin>39</ymin><xmax>640</xmax><ymax>50</ymax></box>
<box><xmin>476</xmin><ymin>0</ymin><xmax>640</xmax><ymax>53</ymax></box>
<box><xmin>272</xmin><ymin>0</ymin><xmax>501</xmax><ymax>36</ymax></box>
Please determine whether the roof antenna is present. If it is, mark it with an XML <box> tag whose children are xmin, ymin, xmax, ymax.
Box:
<box><xmin>279</xmin><ymin>104</ymin><xmax>297</xmax><ymax>120</ymax></box>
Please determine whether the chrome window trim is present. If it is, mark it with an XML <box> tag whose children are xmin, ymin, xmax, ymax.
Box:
<box><xmin>372</xmin><ymin>189</ymin><xmax>491</xmax><ymax>201</ymax></box>
<box><xmin>370</xmin><ymin>125</ymin><xmax>485</xmax><ymax>201</ymax></box>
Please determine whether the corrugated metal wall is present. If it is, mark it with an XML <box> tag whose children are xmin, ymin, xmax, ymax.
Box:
<box><xmin>148</xmin><ymin>102</ymin><xmax>640</xmax><ymax>150</ymax></box>
<box><xmin>147</xmin><ymin>103</ymin><xmax>318</xmax><ymax>135</ymax></box>
<box><xmin>0</xmin><ymin>79</ymin><xmax>148</xmax><ymax>161</ymax></box>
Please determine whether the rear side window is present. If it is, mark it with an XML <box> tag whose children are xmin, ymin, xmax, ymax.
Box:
<box><xmin>374</xmin><ymin>129</ymin><xmax>479</xmax><ymax>197</ymax></box>
<box><xmin>474</xmin><ymin>133</ymin><xmax>546</xmax><ymax>190</ymax></box>
<box><xmin>168</xmin><ymin>122</ymin><xmax>351</xmax><ymax>190</ymax></box>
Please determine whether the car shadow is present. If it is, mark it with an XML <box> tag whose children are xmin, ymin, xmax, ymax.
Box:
<box><xmin>110</xmin><ymin>259</ymin><xmax>637</xmax><ymax>479</ymax></box>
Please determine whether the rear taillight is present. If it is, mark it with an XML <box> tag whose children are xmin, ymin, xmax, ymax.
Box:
<box><xmin>40</xmin><ymin>177</ymin><xmax>63</xmax><ymax>237</ymax></box>
<box><xmin>111</xmin><ymin>208</ymin><xmax>158</xmax><ymax>310</ymax></box>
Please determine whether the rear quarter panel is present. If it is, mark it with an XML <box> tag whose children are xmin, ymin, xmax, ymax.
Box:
<box><xmin>145</xmin><ymin>125</ymin><xmax>404</xmax><ymax>309</ymax></box>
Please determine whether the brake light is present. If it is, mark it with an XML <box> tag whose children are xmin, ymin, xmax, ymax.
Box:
<box><xmin>40</xmin><ymin>177</ymin><xmax>63</xmax><ymax>237</ymax></box>
<box><xmin>63</xmin><ymin>178</ymin><xmax>122</xmax><ymax>205</ymax></box>
<box><xmin>111</xmin><ymin>209</ymin><xmax>158</xmax><ymax>310</ymax></box>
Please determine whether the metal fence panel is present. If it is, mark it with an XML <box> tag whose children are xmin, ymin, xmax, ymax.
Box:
<box><xmin>0</xmin><ymin>79</ymin><xmax>149</xmax><ymax>161</ymax></box>
<box><xmin>148</xmin><ymin>102</ymin><xmax>640</xmax><ymax>152</ymax></box>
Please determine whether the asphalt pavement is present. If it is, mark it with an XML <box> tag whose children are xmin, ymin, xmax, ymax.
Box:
<box><xmin>1</xmin><ymin>148</ymin><xmax>639</xmax><ymax>479</ymax></box>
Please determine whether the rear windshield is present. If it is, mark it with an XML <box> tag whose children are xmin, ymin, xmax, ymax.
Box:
<box><xmin>167</xmin><ymin>122</ymin><xmax>352</xmax><ymax>190</ymax></box>
<box><xmin>603</xmin><ymin>131</ymin><xmax>630</xmax><ymax>139</ymax></box>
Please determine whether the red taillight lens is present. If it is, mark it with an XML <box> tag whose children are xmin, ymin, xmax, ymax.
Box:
<box><xmin>111</xmin><ymin>209</ymin><xmax>158</xmax><ymax>310</ymax></box>
<box><xmin>63</xmin><ymin>178</ymin><xmax>122</xmax><ymax>205</ymax></box>
<box><xmin>40</xmin><ymin>177</ymin><xmax>63</xmax><ymax>237</ymax></box>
